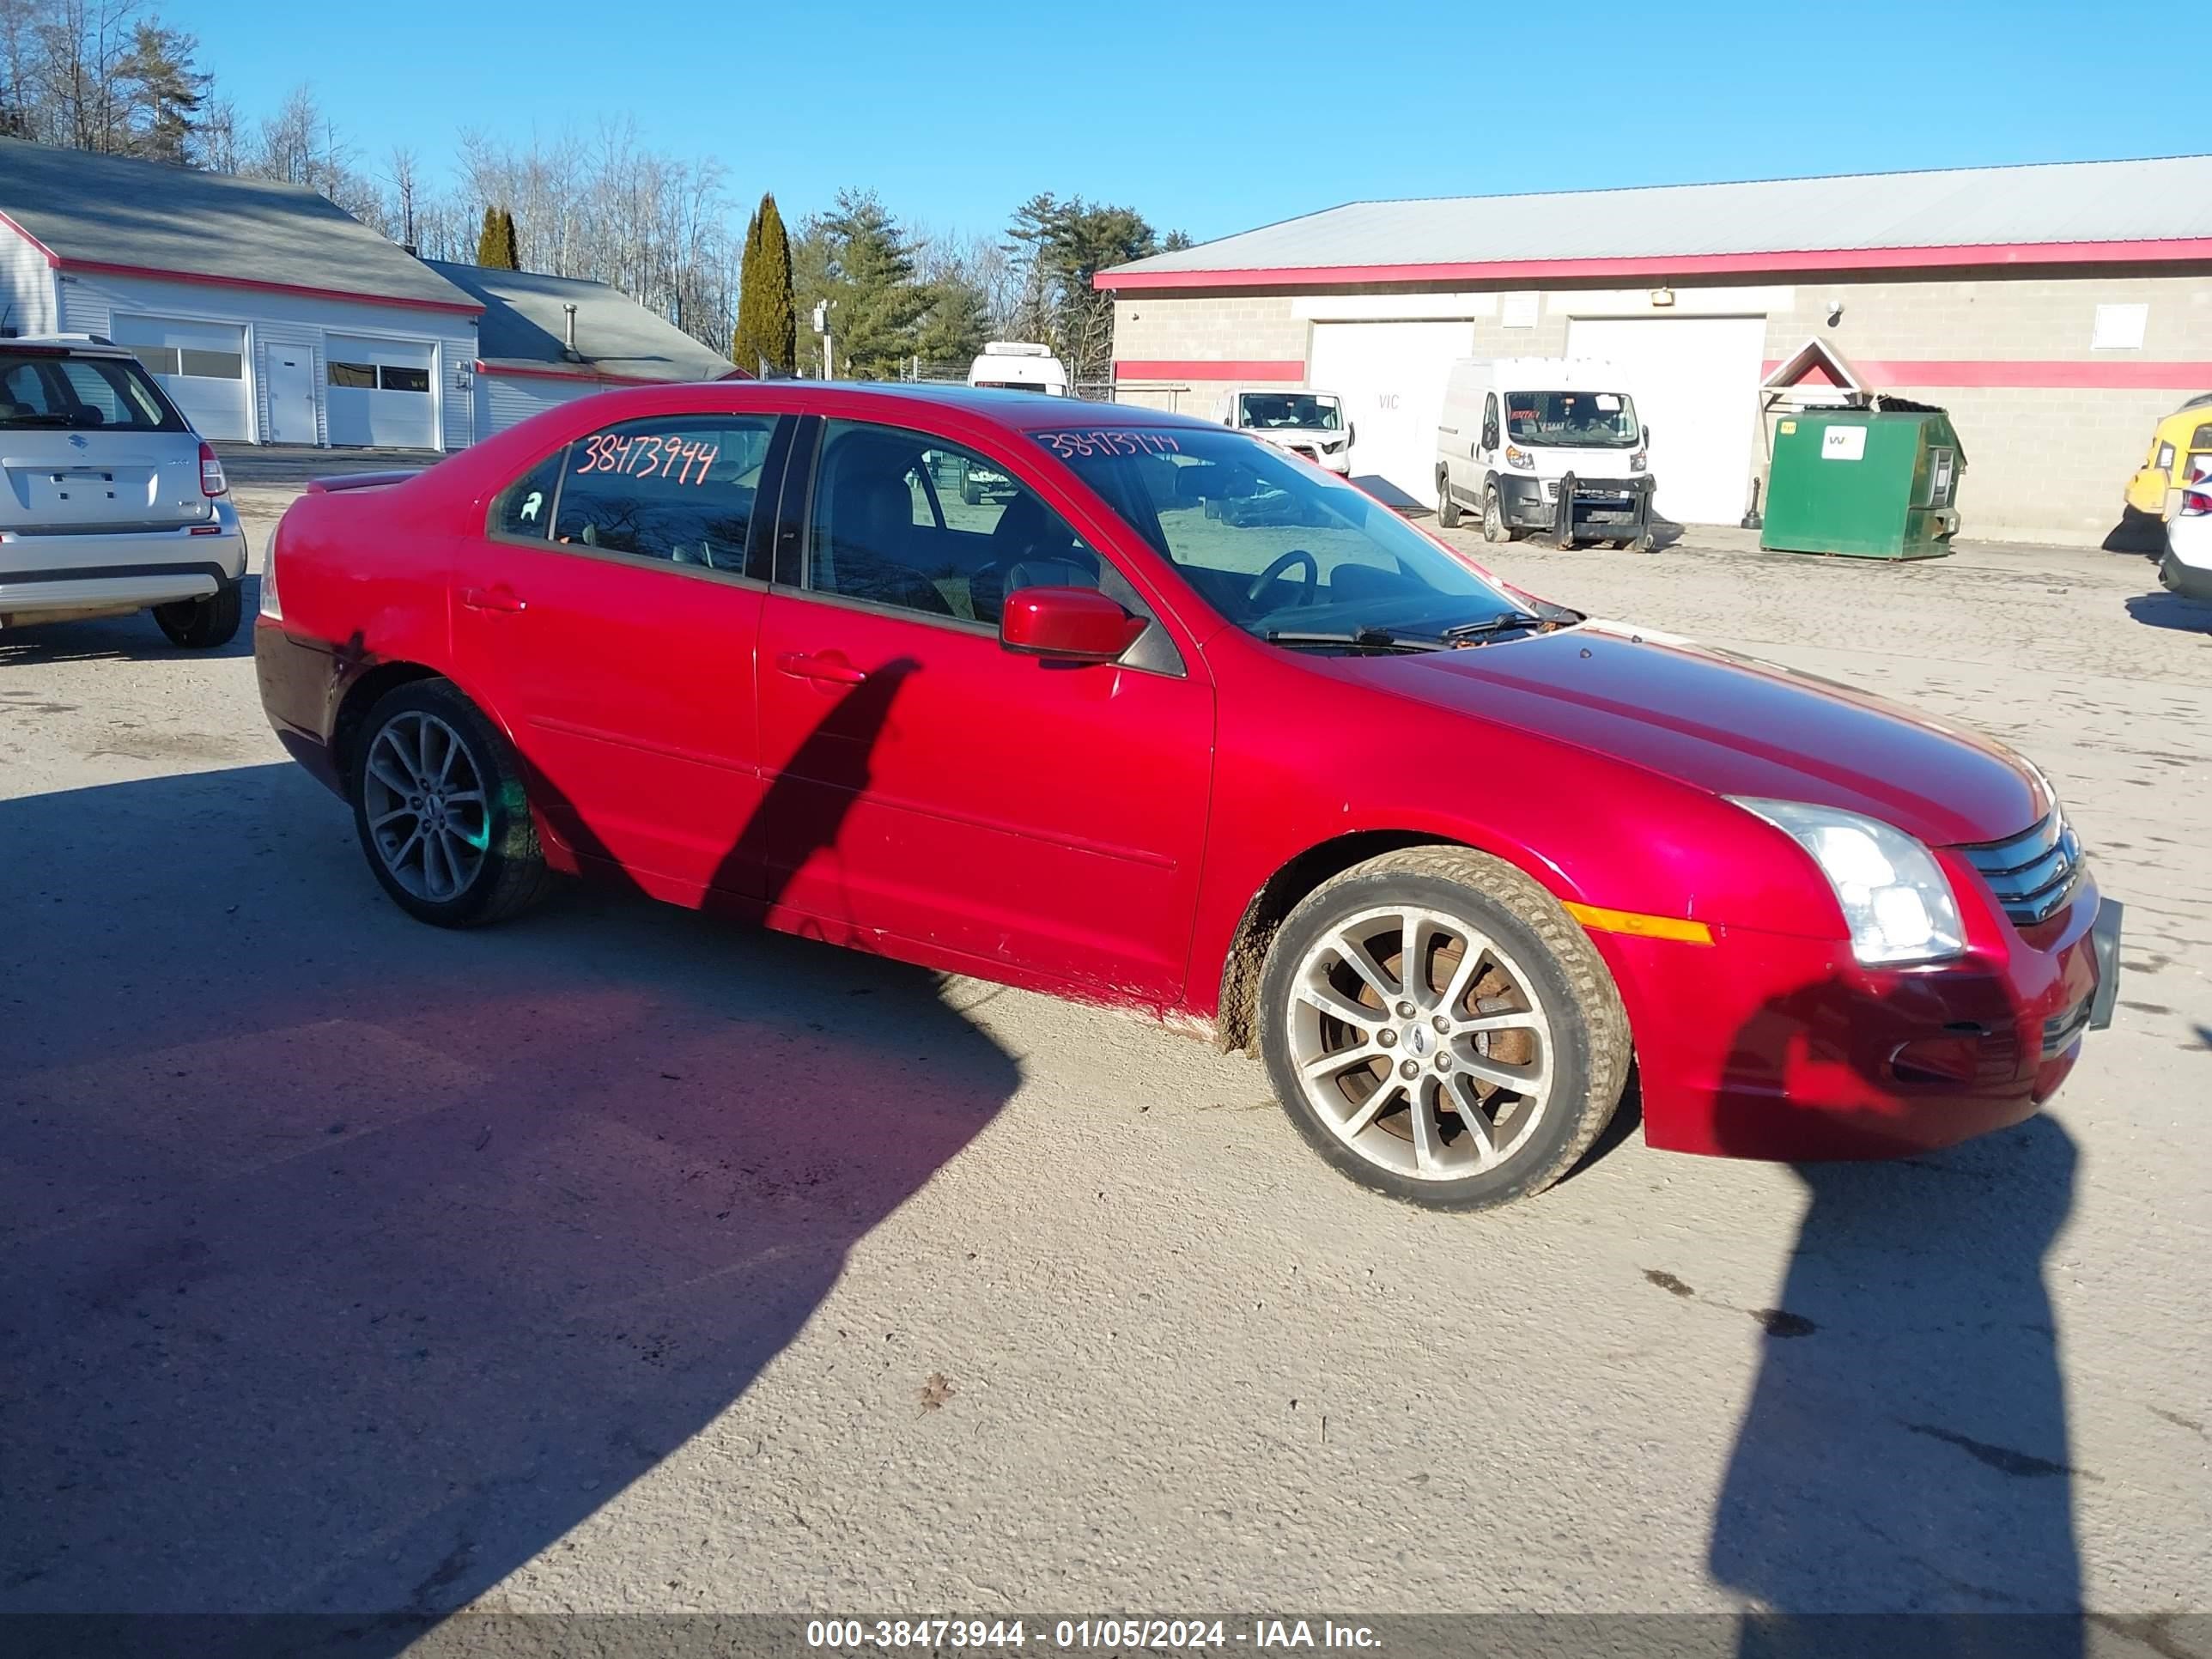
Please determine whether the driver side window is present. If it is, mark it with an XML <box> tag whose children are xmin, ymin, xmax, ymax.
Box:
<box><xmin>1481</xmin><ymin>393</ymin><xmax>1500</xmax><ymax>453</ymax></box>
<box><xmin>805</xmin><ymin>420</ymin><xmax>1152</xmax><ymax>629</ymax></box>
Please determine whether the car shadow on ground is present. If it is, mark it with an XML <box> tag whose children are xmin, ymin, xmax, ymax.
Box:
<box><xmin>1705</xmin><ymin>979</ymin><xmax>2085</xmax><ymax>1657</ymax></box>
<box><xmin>0</xmin><ymin>671</ymin><xmax>1018</xmax><ymax>1641</ymax></box>
<box><xmin>2124</xmin><ymin>592</ymin><xmax>2212</xmax><ymax>634</ymax></box>
<box><xmin>0</xmin><ymin>578</ymin><xmax>263</xmax><ymax>665</ymax></box>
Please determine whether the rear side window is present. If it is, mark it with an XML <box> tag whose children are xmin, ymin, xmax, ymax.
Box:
<box><xmin>0</xmin><ymin>351</ymin><xmax>185</xmax><ymax>432</ymax></box>
<box><xmin>489</xmin><ymin>414</ymin><xmax>779</xmax><ymax>573</ymax></box>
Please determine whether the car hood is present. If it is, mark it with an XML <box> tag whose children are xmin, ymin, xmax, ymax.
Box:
<box><xmin>1351</xmin><ymin>621</ymin><xmax>2045</xmax><ymax>848</ymax></box>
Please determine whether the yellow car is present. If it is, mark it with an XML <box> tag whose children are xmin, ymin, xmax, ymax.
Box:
<box><xmin>2127</xmin><ymin>394</ymin><xmax>2212</xmax><ymax>519</ymax></box>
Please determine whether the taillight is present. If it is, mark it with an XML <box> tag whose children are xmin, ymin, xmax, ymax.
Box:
<box><xmin>259</xmin><ymin>526</ymin><xmax>282</xmax><ymax>620</ymax></box>
<box><xmin>198</xmin><ymin>441</ymin><xmax>228</xmax><ymax>498</ymax></box>
<box><xmin>2183</xmin><ymin>489</ymin><xmax>2212</xmax><ymax>517</ymax></box>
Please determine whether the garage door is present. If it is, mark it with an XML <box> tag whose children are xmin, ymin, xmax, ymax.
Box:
<box><xmin>325</xmin><ymin>335</ymin><xmax>439</xmax><ymax>450</ymax></box>
<box><xmin>1309</xmin><ymin>320</ymin><xmax>1474</xmax><ymax>507</ymax></box>
<box><xmin>109</xmin><ymin>314</ymin><xmax>250</xmax><ymax>440</ymax></box>
<box><xmin>1565</xmin><ymin>316</ymin><xmax>1766</xmax><ymax>525</ymax></box>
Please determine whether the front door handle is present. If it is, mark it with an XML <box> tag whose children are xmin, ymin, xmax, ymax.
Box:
<box><xmin>460</xmin><ymin>584</ymin><xmax>526</xmax><ymax>613</ymax></box>
<box><xmin>777</xmin><ymin>651</ymin><xmax>868</xmax><ymax>685</ymax></box>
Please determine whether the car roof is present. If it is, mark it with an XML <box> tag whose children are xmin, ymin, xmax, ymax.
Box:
<box><xmin>1</xmin><ymin>333</ymin><xmax>136</xmax><ymax>358</ymax></box>
<box><xmin>550</xmin><ymin>379</ymin><xmax>1218</xmax><ymax>436</ymax></box>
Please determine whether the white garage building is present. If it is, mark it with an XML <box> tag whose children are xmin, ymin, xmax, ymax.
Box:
<box><xmin>1</xmin><ymin>137</ymin><xmax>481</xmax><ymax>451</ymax></box>
<box><xmin>423</xmin><ymin>260</ymin><xmax>743</xmax><ymax>434</ymax></box>
<box><xmin>1100</xmin><ymin>155</ymin><xmax>2212</xmax><ymax>544</ymax></box>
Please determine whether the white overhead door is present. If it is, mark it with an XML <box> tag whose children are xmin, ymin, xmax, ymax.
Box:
<box><xmin>325</xmin><ymin>334</ymin><xmax>439</xmax><ymax>450</ymax></box>
<box><xmin>1309</xmin><ymin>320</ymin><xmax>1473</xmax><ymax>508</ymax></box>
<box><xmin>1565</xmin><ymin>316</ymin><xmax>1766</xmax><ymax>526</ymax></box>
<box><xmin>109</xmin><ymin>314</ymin><xmax>250</xmax><ymax>440</ymax></box>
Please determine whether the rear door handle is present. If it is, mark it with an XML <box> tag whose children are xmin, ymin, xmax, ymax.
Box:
<box><xmin>460</xmin><ymin>585</ymin><xmax>526</xmax><ymax>613</ymax></box>
<box><xmin>777</xmin><ymin>652</ymin><xmax>867</xmax><ymax>685</ymax></box>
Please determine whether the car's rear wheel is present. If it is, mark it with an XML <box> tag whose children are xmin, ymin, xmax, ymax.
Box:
<box><xmin>152</xmin><ymin>583</ymin><xmax>242</xmax><ymax>649</ymax></box>
<box><xmin>1437</xmin><ymin>471</ymin><xmax>1462</xmax><ymax>529</ymax></box>
<box><xmin>350</xmin><ymin>679</ymin><xmax>551</xmax><ymax>927</ymax></box>
<box><xmin>1256</xmin><ymin>847</ymin><xmax>1631</xmax><ymax>1211</ymax></box>
<box><xmin>1481</xmin><ymin>486</ymin><xmax>1510</xmax><ymax>544</ymax></box>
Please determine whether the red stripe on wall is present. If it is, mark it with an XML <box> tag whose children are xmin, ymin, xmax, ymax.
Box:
<box><xmin>58</xmin><ymin>258</ymin><xmax>484</xmax><ymax>315</ymax></box>
<box><xmin>476</xmin><ymin>360</ymin><xmax>749</xmax><ymax>386</ymax></box>
<box><xmin>1097</xmin><ymin>239</ymin><xmax>2212</xmax><ymax>291</ymax></box>
<box><xmin>1762</xmin><ymin>359</ymin><xmax>2212</xmax><ymax>391</ymax></box>
<box><xmin>1114</xmin><ymin>358</ymin><xmax>1304</xmax><ymax>382</ymax></box>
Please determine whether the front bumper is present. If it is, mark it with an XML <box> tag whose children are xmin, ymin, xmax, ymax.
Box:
<box><xmin>0</xmin><ymin>502</ymin><xmax>249</xmax><ymax>620</ymax></box>
<box><xmin>1498</xmin><ymin>473</ymin><xmax>1653</xmax><ymax>537</ymax></box>
<box><xmin>1598</xmin><ymin>872</ymin><xmax>2114</xmax><ymax>1161</ymax></box>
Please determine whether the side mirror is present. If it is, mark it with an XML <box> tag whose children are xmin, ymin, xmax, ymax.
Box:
<box><xmin>1000</xmin><ymin>586</ymin><xmax>1146</xmax><ymax>663</ymax></box>
<box><xmin>1347</xmin><ymin>422</ymin><xmax>1358</xmax><ymax>446</ymax></box>
<box><xmin>1640</xmin><ymin>424</ymin><xmax>1654</xmax><ymax>446</ymax></box>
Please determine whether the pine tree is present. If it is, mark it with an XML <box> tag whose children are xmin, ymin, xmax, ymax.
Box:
<box><xmin>497</xmin><ymin>208</ymin><xmax>521</xmax><ymax>270</ymax></box>
<box><xmin>755</xmin><ymin>193</ymin><xmax>795</xmax><ymax>376</ymax></box>
<box><xmin>476</xmin><ymin>205</ymin><xmax>503</xmax><ymax>266</ymax></box>
<box><xmin>732</xmin><ymin>202</ymin><xmax>764</xmax><ymax>372</ymax></box>
<box><xmin>115</xmin><ymin>23</ymin><xmax>206</xmax><ymax>165</ymax></box>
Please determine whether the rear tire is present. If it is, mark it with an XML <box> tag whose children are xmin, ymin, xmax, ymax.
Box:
<box><xmin>1256</xmin><ymin>846</ymin><xmax>1631</xmax><ymax>1211</ymax></box>
<box><xmin>349</xmin><ymin>679</ymin><xmax>552</xmax><ymax>928</ymax></box>
<box><xmin>152</xmin><ymin>583</ymin><xmax>242</xmax><ymax>649</ymax></box>
<box><xmin>1481</xmin><ymin>486</ymin><xmax>1510</xmax><ymax>544</ymax></box>
<box><xmin>1437</xmin><ymin>472</ymin><xmax>1462</xmax><ymax>529</ymax></box>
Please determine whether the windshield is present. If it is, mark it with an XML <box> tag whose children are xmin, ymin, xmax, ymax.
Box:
<box><xmin>1235</xmin><ymin>392</ymin><xmax>1341</xmax><ymax>432</ymax></box>
<box><xmin>1504</xmin><ymin>389</ymin><xmax>1639</xmax><ymax>449</ymax></box>
<box><xmin>1036</xmin><ymin>425</ymin><xmax>1536</xmax><ymax>643</ymax></box>
<box><xmin>0</xmin><ymin>351</ymin><xmax>185</xmax><ymax>431</ymax></box>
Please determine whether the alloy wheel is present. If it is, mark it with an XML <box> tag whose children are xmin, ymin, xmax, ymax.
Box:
<box><xmin>361</xmin><ymin>710</ymin><xmax>491</xmax><ymax>903</ymax></box>
<box><xmin>1285</xmin><ymin>903</ymin><xmax>1556</xmax><ymax>1181</ymax></box>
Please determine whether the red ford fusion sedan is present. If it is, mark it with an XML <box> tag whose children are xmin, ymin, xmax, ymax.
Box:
<box><xmin>255</xmin><ymin>383</ymin><xmax>2120</xmax><ymax>1210</ymax></box>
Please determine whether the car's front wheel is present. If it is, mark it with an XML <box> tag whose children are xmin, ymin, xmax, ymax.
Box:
<box><xmin>350</xmin><ymin>679</ymin><xmax>551</xmax><ymax>927</ymax></box>
<box><xmin>1256</xmin><ymin>847</ymin><xmax>1631</xmax><ymax>1211</ymax></box>
<box><xmin>152</xmin><ymin>583</ymin><xmax>242</xmax><ymax>649</ymax></box>
<box><xmin>1437</xmin><ymin>471</ymin><xmax>1462</xmax><ymax>529</ymax></box>
<box><xmin>1481</xmin><ymin>486</ymin><xmax>1510</xmax><ymax>544</ymax></box>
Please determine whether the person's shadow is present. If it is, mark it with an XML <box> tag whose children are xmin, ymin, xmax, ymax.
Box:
<box><xmin>0</xmin><ymin>653</ymin><xmax>1012</xmax><ymax>1644</ymax></box>
<box><xmin>1707</xmin><ymin>981</ymin><xmax>2085</xmax><ymax>1659</ymax></box>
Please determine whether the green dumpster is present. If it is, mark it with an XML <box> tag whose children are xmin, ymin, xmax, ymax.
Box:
<box><xmin>1759</xmin><ymin>404</ymin><xmax>1965</xmax><ymax>559</ymax></box>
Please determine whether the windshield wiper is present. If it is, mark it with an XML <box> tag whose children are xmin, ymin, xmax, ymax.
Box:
<box><xmin>1265</xmin><ymin>625</ymin><xmax>1445</xmax><ymax>653</ymax></box>
<box><xmin>1441</xmin><ymin>611</ymin><xmax>1546</xmax><ymax>641</ymax></box>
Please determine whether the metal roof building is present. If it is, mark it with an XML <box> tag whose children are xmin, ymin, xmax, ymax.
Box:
<box><xmin>423</xmin><ymin>260</ymin><xmax>742</xmax><ymax>435</ymax></box>
<box><xmin>1099</xmin><ymin>155</ymin><xmax>2212</xmax><ymax>543</ymax></box>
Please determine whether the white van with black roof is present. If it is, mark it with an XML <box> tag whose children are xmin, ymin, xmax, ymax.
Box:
<box><xmin>1</xmin><ymin>333</ymin><xmax>249</xmax><ymax>647</ymax></box>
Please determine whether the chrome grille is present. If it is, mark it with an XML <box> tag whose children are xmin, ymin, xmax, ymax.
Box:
<box><xmin>1961</xmin><ymin>811</ymin><xmax>2083</xmax><ymax>927</ymax></box>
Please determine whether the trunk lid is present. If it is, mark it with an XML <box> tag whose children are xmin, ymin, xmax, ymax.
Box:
<box><xmin>0</xmin><ymin>430</ymin><xmax>209</xmax><ymax>532</ymax></box>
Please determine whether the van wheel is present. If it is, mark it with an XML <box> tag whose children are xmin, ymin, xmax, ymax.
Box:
<box><xmin>350</xmin><ymin>679</ymin><xmax>552</xmax><ymax>928</ymax></box>
<box><xmin>1437</xmin><ymin>473</ymin><xmax>1462</xmax><ymax>529</ymax></box>
<box><xmin>1256</xmin><ymin>846</ymin><xmax>1631</xmax><ymax>1211</ymax></box>
<box><xmin>1481</xmin><ymin>487</ymin><xmax>1510</xmax><ymax>544</ymax></box>
<box><xmin>152</xmin><ymin>583</ymin><xmax>242</xmax><ymax>649</ymax></box>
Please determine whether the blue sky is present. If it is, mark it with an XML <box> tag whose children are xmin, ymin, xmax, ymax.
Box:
<box><xmin>188</xmin><ymin>0</ymin><xmax>2183</xmax><ymax>242</ymax></box>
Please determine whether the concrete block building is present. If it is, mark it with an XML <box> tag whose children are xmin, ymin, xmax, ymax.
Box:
<box><xmin>1099</xmin><ymin>156</ymin><xmax>2212</xmax><ymax>544</ymax></box>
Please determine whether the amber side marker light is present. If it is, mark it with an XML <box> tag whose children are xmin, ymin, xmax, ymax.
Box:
<box><xmin>1564</xmin><ymin>902</ymin><xmax>1715</xmax><ymax>946</ymax></box>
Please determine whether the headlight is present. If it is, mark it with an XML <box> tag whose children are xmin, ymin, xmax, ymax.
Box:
<box><xmin>1505</xmin><ymin>446</ymin><xmax>1535</xmax><ymax>471</ymax></box>
<box><xmin>1729</xmin><ymin>798</ymin><xmax>1966</xmax><ymax>965</ymax></box>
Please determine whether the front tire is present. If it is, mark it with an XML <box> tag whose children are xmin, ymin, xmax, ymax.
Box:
<box><xmin>1481</xmin><ymin>486</ymin><xmax>1510</xmax><ymax>544</ymax></box>
<box><xmin>349</xmin><ymin>679</ymin><xmax>551</xmax><ymax>928</ymax></box>
<box><xmin>1437</xmin><ymin>472</ymin><xmax>1462</xmax><ymax>529</ymax></box>
<box><xmin>1256</xmin><ymin>847</ymin><xmax>1631</xmax><ymax>1211</ymax></box>
<box><xmin>153</xmin><ymin>583</ymin><xmax>242</xmax><ymax>649</ymax></box>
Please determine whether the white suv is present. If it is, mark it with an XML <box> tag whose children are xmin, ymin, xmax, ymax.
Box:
<box><xmin>1</xmin><ymin>334</ymin><xmax>249</xmax><ymax>647</ymax></box>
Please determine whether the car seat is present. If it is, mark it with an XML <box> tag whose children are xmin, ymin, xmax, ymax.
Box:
<box><xmin>967</xmin><ymin>494</ymin><xmax>1097</xmax><ymax>623</ymax></box>
<box><xmin>825</xmin><ymin>465</ymin><xmax>951</xmax><ymax>617</ymax></box>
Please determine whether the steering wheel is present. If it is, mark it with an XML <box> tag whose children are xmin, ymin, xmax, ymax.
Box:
<box><xmin>1245</xmin><ymin>548</ymin><xmax>1319</xmax><ymax>608</ymax></box>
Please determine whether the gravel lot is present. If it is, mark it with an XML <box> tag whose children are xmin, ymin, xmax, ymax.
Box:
<box><xmin>2</xmin><ymin>473</ymin><xmax>2208</xmax><ymax>1634</ymax></box>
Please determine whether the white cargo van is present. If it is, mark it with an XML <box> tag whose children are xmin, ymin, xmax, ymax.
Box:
<box><xmin>1435</xmin><ymin>357</ymin><xmax>1656</xmax><ymax>550</ymax></box>
<box><xmin>966</xmin><ymin>341</ymin><xmax>1070</xmax><ymax>396</ymax></box>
